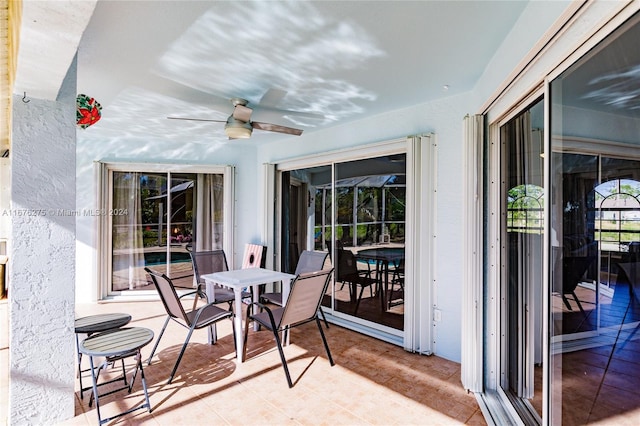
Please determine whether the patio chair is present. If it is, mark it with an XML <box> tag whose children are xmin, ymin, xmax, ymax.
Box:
<box><xmin>388</xmin><ymin>258</ymin><xmax>405</xmax><ymax>309</ymax></box>
<box><xmin>144</xmin><ymin>267</ymin><xmax>234</xmax><ymax>384</ymax></box>
<box><xmin>243</xmin><ymin>269</ymin><xmax>335</xmax><ymax>388</ymax></box>
<box><xmin>337</xmin><ymin>248</ymin><xmax>379</xmax><ymax>315</ymax></box>
<box><xmin>260</xmin><ymin>250</ymin><xmax>330</xmax><ymax>327</ymax></box>
<box><xmin>190</xmin><ymin>249</ymin><xmax>250</xmax><ymax>311</ymax></box>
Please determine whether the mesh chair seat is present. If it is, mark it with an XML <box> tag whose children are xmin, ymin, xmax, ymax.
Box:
<box><xmin>208</xmin><ymin>285</ymin><xmax>251</xmax><ymax>305</ymax></box>
<box><xmin>259</xmin><ymin>292</ymin><xmax>282</xmax><ymax>305</ymax></box>
<box><xmin>250</xmin><ymin>307</ymin><xmax>284</xmax><ymax>328</ymax></box>
<box><xmin>185</xmin><ymin>303</ymin><xmax>233</xmax><ymax>328</ymax></box>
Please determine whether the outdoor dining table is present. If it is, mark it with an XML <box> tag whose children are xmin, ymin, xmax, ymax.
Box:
<box><xmin>357</xmin><ymin>247</ymin><xmax>405</xmax><ymax>311</ymax></box>
<box><xmin>202</xmin><ymin>267</ymin><xmax>296</xmax><ymax>363</ymax></box>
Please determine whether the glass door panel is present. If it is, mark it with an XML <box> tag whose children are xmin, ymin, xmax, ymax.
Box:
<box><xmin>549</xmin><ymin>12</ymin><xmax>640</xmax><ymax>424</ymax></box>
<box><xmin>280</xmin><ymin>154</ymin><xmax>406</xmax><ymax>331</ymax></box>
<box><xmin>334</xmin><ymin>158</ymin><xmax>405</xmax><ymax>329</ymax></box>
<box><xmin>167</xmin><ymin>173</ymin><xmax>196</xmax><ymax>287</ymax></box>
<box><xmin>112</xmin><ymin>172</ymin><xmax>167</xmax><ymax>291</ymax></box>
<box><xmin>501</xmin><ymin>98</ymin><xmax>544</xmax><ymax>419</ymax></box>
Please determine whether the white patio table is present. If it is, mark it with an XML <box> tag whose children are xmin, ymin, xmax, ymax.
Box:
<box><xmin>202</xmin><ymin>268</ymin><xmax>296</xmax><ymax>363</ymax></box>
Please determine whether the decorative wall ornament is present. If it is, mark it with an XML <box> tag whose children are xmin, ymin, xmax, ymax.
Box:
<box><xmin>76</xmin><ymin>94</ymin><xmax>102</xmax><ymax>128</ymax></box>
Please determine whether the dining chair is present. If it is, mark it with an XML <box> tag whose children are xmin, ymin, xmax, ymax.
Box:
<box><xmin>337</xmin><ymin>248</ymin><xmax>379</xmax><ymax>315</ymax></box>
<box><xmin>260</xmin><ymin>250</ymin><xmax>331</xmax><ymax>327</ymax></box>
<box><xmin>144</xmin><ymin>268</ymin><xmax>234</xmax><ymax>384</ymax></box>
<box><xmin>190</xmin><ymin>249</ymin><xmax>250</xmax><ymax>311</ymax></box>
<box><xmin>552</xmin><ymin>253</ymin><xmax>596</xmax><ymax>314</ymax></box>
<box><xmin>388</xmin><ymin>258</ymin><xmax>405</xmax><ymax>309</ymax></box>
<box><xmin>243</xmin><ymin>269</ymin><xmax>335</xmax><ymax>388</ymax></box>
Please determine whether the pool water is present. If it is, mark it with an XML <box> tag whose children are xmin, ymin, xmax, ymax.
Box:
<box><xmin>144</xmin><ymin>251</ymin><xmax>192</xmax><ymax>266</ymax></box>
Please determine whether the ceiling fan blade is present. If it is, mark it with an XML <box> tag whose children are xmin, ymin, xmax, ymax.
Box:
<box><xmin>255</xmin><ymin>104</ymin><xmax>324</xmax><ymax>120</ymax></box>
<box><xmin>232</xmin><ymin>104</ymin><xmax>253</xmax><ymax>122</ymax></box>
<box><xmin>252</xmin><ymin>121</ymin><xmax>303</xmax><ymax>136</ymax></box>
<box><xmin>140</xmin><ymin>74</ymin><xmax>232</xmax><ymax>112</ymax></box>
<box><xmin>259</xmin><ymin>88</ymin><xmax>287</xmax><ymax>106</ymax></box>
<box><xmin>167</xmin><ymin>116</ymin><xmax>226</xmax><ymax>123</ymax></box>
<box><xmin>255</xmin><ymin>88</ymin><xmax>323</xmax><ymax>120</ymax></box>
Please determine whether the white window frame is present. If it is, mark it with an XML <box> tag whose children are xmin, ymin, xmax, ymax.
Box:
<box><xmin>95</xmin><ymin>161</ymin><xmax>235</xmax><ymax>300</ymax></box>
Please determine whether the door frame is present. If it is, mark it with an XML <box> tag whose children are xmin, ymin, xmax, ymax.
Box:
<box><xmin>269</xmin><ymin>136</ymin><xmax>436</xmax><ymax>352</ymax></box>
<box><xmin>95</xmin><ymin>161</ymin><xmax>235</xmax><ymax>300</ymax></box>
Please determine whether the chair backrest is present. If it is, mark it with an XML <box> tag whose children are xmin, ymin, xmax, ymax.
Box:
<box><xmin>242</xmin><ymin>243</ymin><xmax>267</xmax><ymax>269</ymax></box>
<box><xmin>562</xmin><ymin>255</ymin><xmax>596</xmax><ymax>292</ymax></box>
<box><xmin>294</xmin><ymin>250</ymin><xmax>329</xmax><ymax>275</ymax></box>
<box><xmin>190</xmin><ymin>250</ymin><xmax>229</xmax><ymax>284</ymax></box>
<box><xmin>144</xmin><ymin>267</ymin><xmax>189</xmax><ymax>323</ymax></box>
<box><xmin>552</xmin><ymin>250</ymin><xmax>596</xmax><ymax>293</ymax></box>
<box><xmin>279</xmin><ymin>269</ymin><xmax>333</xmax><ymax>329</ymax></box>
<box><xmin>336</xmin><ymin>248</ymin><xmax>358</xmax><ymax>279</ymax></box>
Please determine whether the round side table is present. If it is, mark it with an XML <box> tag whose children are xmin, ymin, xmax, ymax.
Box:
<box><xmin>75</xmin><ymin>313</ymin><xmax>132</xmax><ymax>399</ymax></box>
<box><xmin>79</xmin><ymin>327</ymin><xmax>154</xmax><ymax>425</ymax></box>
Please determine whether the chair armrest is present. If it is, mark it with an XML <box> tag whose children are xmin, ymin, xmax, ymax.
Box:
<box><xmin>245</xmin><ymin>301</ymin><xmax>268</xmax><ymax>317</ymax></box>
<box><xmin>178</xmin><ymin>290</ymin><xmax>199</xmax><ymax>300</ymax></box>
<box><xmin>245</xmin><ymin>302</ymin><xmax>279</xmax><ymax>330</ymax></box>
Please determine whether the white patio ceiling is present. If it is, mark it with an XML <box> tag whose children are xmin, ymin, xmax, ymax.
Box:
<box><xmin>13</xmin><ymin>0</ymin><xmax>531</xmax><ymax>146</ymax></box>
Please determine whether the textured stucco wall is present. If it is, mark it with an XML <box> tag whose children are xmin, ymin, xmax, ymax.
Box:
<box><xmin>9</xmin><ymin>64</ymin><xmax>76</xmax><ymax>423</ymax></box>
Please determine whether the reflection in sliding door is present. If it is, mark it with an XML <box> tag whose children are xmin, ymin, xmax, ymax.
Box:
<box><xmin>548</xmin><ymin>13</ymin><xmax>640</xmax><ymax>422</ymax></box>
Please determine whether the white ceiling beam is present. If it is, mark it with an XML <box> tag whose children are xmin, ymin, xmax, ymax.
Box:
<box><xmin>14</xmin><ymin>0</ymin><xmax>97</xmax><ymax>100</ymax></box>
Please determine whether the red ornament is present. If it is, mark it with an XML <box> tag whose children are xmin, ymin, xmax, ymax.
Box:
<box><xmin>76</xmin><ymin>94</ymin><xmax>102</xmax><ymax>128</ymax></box>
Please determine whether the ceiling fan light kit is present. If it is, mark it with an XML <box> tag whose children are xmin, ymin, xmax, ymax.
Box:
<box><xmin>224</xmin><ymin>115</ymin><xmax>253</xmax><ymax>139</ymax></box>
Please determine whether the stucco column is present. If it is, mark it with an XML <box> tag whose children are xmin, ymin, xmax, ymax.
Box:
<box><xmin>9</xmin><ymin>60</ymin><xmax>76</xmax><ymax>423</ymax></box>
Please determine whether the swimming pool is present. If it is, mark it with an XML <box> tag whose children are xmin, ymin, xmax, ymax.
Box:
<box><xmin>144</xmin><ymin>251</ymin><xmax>192</xmax><ymax>266</ymax></box>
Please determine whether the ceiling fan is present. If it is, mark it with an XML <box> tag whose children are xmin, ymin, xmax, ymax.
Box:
<box><xmin>168</xmin><ymin>97</ymin><xmax>304</xmax><ymax>139</ymax></box>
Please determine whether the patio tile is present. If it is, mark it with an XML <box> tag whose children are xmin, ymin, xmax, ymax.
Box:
<box><xmin>1</xmin><ymin>300</ymin><xmax>486</xmax><ymax>425</ymax></box>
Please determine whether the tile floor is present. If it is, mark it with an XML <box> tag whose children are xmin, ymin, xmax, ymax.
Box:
<box><xmin>551</xmin><ymin>271</ymin><xmax>640</xmax><ymax>425</ymax></box>
<box><xmin>1</xmin><ymin>298</ymin><xmax>487</xmax><ymax>426</ymax></box>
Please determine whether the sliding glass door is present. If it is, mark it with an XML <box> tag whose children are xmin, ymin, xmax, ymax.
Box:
<box><xmin>100</xmin><ymin>164</ymin><xmax>231</xmax><ymax>295</ymax></box>
<box><xmin>492</xmin><ymin>11</ymin><xmax>640</xmax><ymax>425</ymax></box>
<box><xmin>279</xmin><ymin>153</ymin><xmax>406</xmax><ymax>330</ymax></box>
